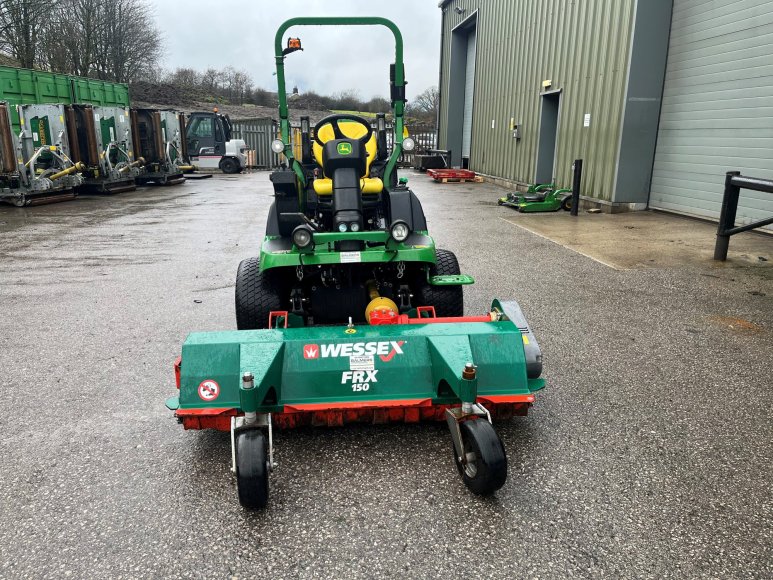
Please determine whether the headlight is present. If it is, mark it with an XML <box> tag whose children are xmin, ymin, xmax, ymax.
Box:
<box><xmin>271</xmin><ymin>139</ymin><xmax>285</xmax><ymax>154</ymax></box>
<box><xmin>402</xmin><ymin>137</ymin><xmax>416</xmax><ymax>152</ymax></box>
<box><xmin>292</xmin><ymin>225</ymin><xmax>313</xmax><ymax>249</ymax></box>
<box><xmin>350</xmin><ymin>222</ymin><xmax>360</xmax><ymax>232</ymax></box>
<box><xmin>338</xmin><ymin>222</ymin><xmax>348</xmax><ymax>233</ymax></box>
<box><xmin>390</xmin><ymin>220</ymin><xmax>410</xmax><ymax>242</ymax></box>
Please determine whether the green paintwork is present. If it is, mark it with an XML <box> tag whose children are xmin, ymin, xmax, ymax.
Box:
<box><xmin>429</xmin><ymin>274</ymin><xmax>475</xmax><ymax>286</ymax></box>
<box><xmin>173</xmin><ymin>299</ymin><xmax>544</xmax><ymax>415</ymax></box>
<box><xmin>273</xmin><ymin>17</ymin><xmax>406</xmax><ymax>188</ymax></box>
<box><xmin>0</xmin><ymin>65</ymin><xmax>129</xmax><ymax>132</ymax></box>
<box><xmin>260</xmin><ymin>230</ymin><xmax>437</xmax><ymax>270</ymax></box>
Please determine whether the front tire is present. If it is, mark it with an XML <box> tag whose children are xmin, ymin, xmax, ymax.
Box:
<box><xmin>235</xmin><ymin>257</ymin><xmax>282</xmax><ymax>330</ymax></box>
<box><xmin>220</xmin><ymin>157</ymin><xmax>240</xmax><ymax>174</ymax></box>
<box><xmin>418</xmin><ymin>248</ymin><xmax>464</xmax><ymax>317</ymax></box>
<box><xmin>453</xmin><ymin>419</ymin><xmax>507</xmax><ymax>495</ymax></box>
<box><xmin>235</xmin><ymin>429</ymin><xmax>269</xmax><ymax>510</ymax></box>
<box><xmin>561</xmin><ymin>196</ymin><xmax>572</xmax><ymax>211</ymax></box>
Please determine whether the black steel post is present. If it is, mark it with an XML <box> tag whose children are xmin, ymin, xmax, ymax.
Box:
<box><xmin>570</xmin><ymin>159</ymin><xmax>583</xmax><ymax>217</ymax></box>
<box><xmin>714</xmin><ymin>171</ymin><xmax>741</xmax><ymax>261</ymax></box>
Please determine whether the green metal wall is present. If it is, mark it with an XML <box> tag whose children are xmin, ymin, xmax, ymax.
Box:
<box><xmin>438</xmin><ymin>0</ymin><xmax>635</xmax><ymax>200</ymax></box>
<box><xmin>0</xmin><ymin>66</ymin><xmax>129</xmax><ymax>132</ymax></box>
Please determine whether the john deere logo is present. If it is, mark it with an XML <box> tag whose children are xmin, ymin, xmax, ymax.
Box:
<box><xmin>337</xmin><ymin>142</ymin><xmax>352</xmax><ymax>155</ymax></box>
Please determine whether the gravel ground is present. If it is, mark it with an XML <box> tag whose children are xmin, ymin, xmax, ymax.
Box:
<box><xmin>0</xmin><ymin>172</ymin><xmax>771</xmax><ymax>579</ymax></box>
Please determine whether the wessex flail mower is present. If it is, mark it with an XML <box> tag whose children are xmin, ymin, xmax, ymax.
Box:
<box><xmin>165</xmin><ymin>17</ymin><xmax>545</xmax><ymax>509</ymax></box>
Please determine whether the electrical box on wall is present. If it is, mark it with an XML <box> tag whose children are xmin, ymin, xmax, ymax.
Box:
<box><xmin>513</xmin><ymin>124</ymin><xmax>521</xmax><ymax>140</ymax></box>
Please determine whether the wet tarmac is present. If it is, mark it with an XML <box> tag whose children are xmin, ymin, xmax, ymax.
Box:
<box><xmin>0</xmin><ymin>173</ymin><xmax>771</xmax><ymax>578</ymax></box>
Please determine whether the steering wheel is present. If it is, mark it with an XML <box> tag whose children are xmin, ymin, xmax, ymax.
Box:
<box><xmin>313</xmin><ymin>114</ymin><xmax>373</xmax><ymax>147</ymax></box>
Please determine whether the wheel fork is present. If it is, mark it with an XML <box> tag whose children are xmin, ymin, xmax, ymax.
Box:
<box><xmin>445</xmin><ymin>403</ymin><xmax>492</xmax><ymax>462</ymax></box>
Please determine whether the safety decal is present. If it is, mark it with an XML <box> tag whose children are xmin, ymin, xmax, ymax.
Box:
<box><xmin>198</xmin><ymin>379</ymin><xmax>221</xmax><ymax>401</ymax></box>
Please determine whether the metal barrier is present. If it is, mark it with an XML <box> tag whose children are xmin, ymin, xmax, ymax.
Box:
<box><xmin>386</xmin><ymin>123</ymin><xmax>436</xmax><ymax>167</ymax></box>
<box><xmin>230</xmin><ymin>118</ymin><xmax>278</xmax><ymax>169</ymax></box>
<box><xmin>714</xmin><ymin>171</ymin><xmax>773</xmax><ymax>261</ymax></box>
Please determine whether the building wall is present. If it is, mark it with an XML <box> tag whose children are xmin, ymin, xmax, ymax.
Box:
<box><xmin>650</xmin><ymin>0</ymin><xmax>773</xmax><ymax>231</ymax></box>
<box><xmin>438</xmin><ymin>0</ymin><xmax>635</xmax><ymax>201</ymax></box>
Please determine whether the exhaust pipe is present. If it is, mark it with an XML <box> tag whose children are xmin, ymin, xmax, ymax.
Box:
<box><xmin>48</xmin><ymin>162</ymin><xmax>86</xmax><ymax>181</ymax></box>
<box><xmin>118</xmin><ymin>157</ymin><xmax>146</xmax><ymax>174</ymax></box>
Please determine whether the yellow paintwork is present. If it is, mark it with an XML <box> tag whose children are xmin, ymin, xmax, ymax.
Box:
<box><xmin>313</xmin><ymin>176</ymin><xmax>383</xmax><ymax>196</ymax></box>
<box><xmin>312</xmin><ymin>121</ymin><xmax>377</xmax><ymax>177</ymax></box>
<box><xmin>311</xmin><ymin>120</ymin><xmax>383</xmax><ymax>196</ymax></box>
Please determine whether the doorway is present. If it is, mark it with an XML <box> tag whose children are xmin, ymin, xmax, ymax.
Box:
<box><xmin>535</xmin><ymin>91</ymin><xmax>561</xmax><ymax>184</ymax></box>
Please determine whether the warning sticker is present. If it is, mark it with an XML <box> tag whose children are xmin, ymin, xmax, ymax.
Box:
<box><xmin>198</xmin><ymin>379</ymin><xmax>220</xmax><ymax>401</ymax></box>
<box><xmin>340</xmin><ymin>251</ymin><xmax>361</xmax><ymax>264</ymax></box>
<box><xmin>349</xmin><ymin>355</ymin><xmax>375</xmax><ymax>371</ymax></box>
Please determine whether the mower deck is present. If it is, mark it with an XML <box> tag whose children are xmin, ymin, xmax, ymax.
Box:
<box><xmin>167</xmin><ymin>302</ymin><xmax>544</xmax><ymax>430</ymax></box>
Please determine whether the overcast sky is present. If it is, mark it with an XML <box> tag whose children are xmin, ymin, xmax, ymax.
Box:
<box><xmin>150</xmin><ymin>1</ymin><xmax>442</xmax><ymax>101</ymax></box>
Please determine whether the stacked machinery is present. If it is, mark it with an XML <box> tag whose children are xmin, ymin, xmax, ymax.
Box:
<box><xmin>64</xmin><ymin>104</ymin><xmax>139</xmax><ymax>194</ymax></box>
<box><xmin>0</xmin><ymin>102</ymin><xmax>84</xmax><ymax>206</ymax></box>
<box><xmin>131</xmin><ymin>108</ymin><xmax>190</xmax><ymax>185</ymax></box>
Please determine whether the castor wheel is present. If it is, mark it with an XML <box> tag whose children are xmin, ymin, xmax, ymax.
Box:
<box><xmin>453</xmin><ymin>419</ymin><xmax>507</xmax><ymax>495</ymax></box>
<box><xmin>235</xmin><ymin>429</ymin><xmax>270</xmax><ymax>509</ymax></box>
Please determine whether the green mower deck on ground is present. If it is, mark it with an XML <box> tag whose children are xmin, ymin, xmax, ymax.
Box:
<box><xmin>168</xmin><ymin>16</ymin><xmax>546</xmax><ymax>510</ymax></box>
<box><xmin>499</xmin><ymin>183</ymin><xmax>573</xmax><ymax>212</ymax></box>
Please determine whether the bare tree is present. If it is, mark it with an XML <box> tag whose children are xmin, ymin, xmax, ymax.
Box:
<box><xmin>407</xmin><ymin>86</ymin><xmax>439</xmax><ymax>121</ymax></box>
<box><xmin>40</xmin><ymin>0</ymin><xmax>103</xmax><ymax>76</ymax></box>
<box><xmin>93</xmin><ymin>0</ymin><xmax>162</xmax><ymax>82</ymax></box>
<box><xmin>0</xmin><ymin>0</ymin><xmax>56</xmax><ymax>68</ymax></box>
<box><xmin>170</xmin><ymin>67</ymin><xmax>200</xmax><ymax>89</ymax></box>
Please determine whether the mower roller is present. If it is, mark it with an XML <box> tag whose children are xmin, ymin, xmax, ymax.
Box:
<box><xmin>499</xmin><ymin>183</ymin><xmax>573</xmax><ymax>212</ymax></box>
<box><xmin>166</xmin><ymin>17</ymin><xmax>545</xmax><ymax>510</ymax></box>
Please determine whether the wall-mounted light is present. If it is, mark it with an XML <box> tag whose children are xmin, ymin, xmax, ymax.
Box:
<box><xmin>454</xmin><ymin>7</ymin><xmax>466</xmax><ymax>14</ymax></box>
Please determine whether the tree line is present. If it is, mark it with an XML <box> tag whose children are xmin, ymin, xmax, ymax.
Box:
<box><xmin>0</xmin><ymin>0</ymin><xmax>439</xmax><ymax>122</ymax></box>
<box><xmin>0</xmin><ymin>0</ymin><xmax>161</xmax><ymax>83</ymax></box>
<box><xmin>161</xmin><ymin>66</ymin><xmax>439</xmax><ymax>122</ymax></box>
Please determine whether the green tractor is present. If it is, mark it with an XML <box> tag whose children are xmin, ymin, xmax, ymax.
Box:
<box><xmin>236</xmin><ymin>21</ymin><xmax>467</xmax><ymax>329</ymax></box>
<box><xmin>498</xmin><ymin>183</ymin><xmax>573</xmax><ymax>213</ymax></box>
<box><xmin>166</xmin><ymin>17</ymin><xmax>545</xmax><ymax>510</ymax></box>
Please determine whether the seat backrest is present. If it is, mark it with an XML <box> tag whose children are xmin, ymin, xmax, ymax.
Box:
<box><xmin>313</xmin><ymin>121</ymin><xmax>377</xmax><ymax>177</ymax></box>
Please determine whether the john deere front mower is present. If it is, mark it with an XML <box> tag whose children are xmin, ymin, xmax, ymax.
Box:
<box><xmin>166</xmin><ymin>17</ymin><xmax>545</xmax><ymax>509</ymax></box>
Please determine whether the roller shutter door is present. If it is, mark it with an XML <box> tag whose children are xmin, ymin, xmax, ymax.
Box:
<box><xmin>650</xmin><ymin>0</ymin><xmax>773</xmax><ymax>231</ymax></box>
<box><xmin>462</xmin><ymin>28</ymin><xmax>477</xmax><ymax>159</ymax></box>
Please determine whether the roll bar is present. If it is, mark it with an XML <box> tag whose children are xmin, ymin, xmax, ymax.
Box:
<box><xmin>274</xmin><ymin>17</ymin><xmax>406</xmax><ymax>187</ymax></box>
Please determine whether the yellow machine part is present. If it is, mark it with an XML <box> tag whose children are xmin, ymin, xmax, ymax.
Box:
<box><xmin>364</xmin><ymin>281</ymin><xmax>398</xmax><ymax>323</ymax></box>
<box><xmin>312</xmin><ymin>121</ymin><xmax>382</xmax><ymax>196</ymax></box>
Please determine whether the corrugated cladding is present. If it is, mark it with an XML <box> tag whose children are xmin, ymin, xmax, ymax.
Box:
<box><xmin>438</xmin><ymin>0</ymin><xmax>634</xmax><ymax>200</ymax></box>
<box><xmin>650</xmin><ymin>0</ymin><xmax>773</xmax><ymax>230</ymax></box>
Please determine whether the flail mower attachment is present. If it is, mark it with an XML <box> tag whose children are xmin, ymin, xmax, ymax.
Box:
<box><xmin>498</xmin><ymin>183</ymin><xmax>573</xmax><ymax>212</ymax></box>
<box><xmin>166</xmin><ymin>299</ymin><xmax>544</xmax><ymax>509</ymax></box>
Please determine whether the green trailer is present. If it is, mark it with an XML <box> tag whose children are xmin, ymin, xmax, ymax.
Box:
<box><xmin>0</xmin><ymin>65</ymin><xmax>129</xmax><ymax>133</ymax></box>
<box><xmin>167</xmin><ymin>17</ymin><xmax>546</xmax><ymax>510</ymax></box>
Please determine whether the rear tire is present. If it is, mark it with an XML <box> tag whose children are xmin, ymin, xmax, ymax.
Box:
<box><xmin>561</xmin><ymin>196</ymin><xmax>572</xmax><ymax>211</ymax></box>
<box><xmin>220</xmin><ymin>157</ymin><xmax>240</xmax><ymax>174</ymax></box>
<box><xmin>235</xmin><ymin>257</ymin><xmax>283</xmax><ymax>330</ymax></box>
<box><xmin>419</xmin><ymin>248</ymin><xmax>464</xmax><ymax>317</ymax></box>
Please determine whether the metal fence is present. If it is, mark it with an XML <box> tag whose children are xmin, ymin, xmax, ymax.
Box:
<box><xmin>386</xmin><ymin>123</ymin><xmax>437</xmax><ymax>167</ymax></box>
<box><xmin>230</xmin><ymin>118</ymin><xmax>278</xmax><ymax>169</ymax></box>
